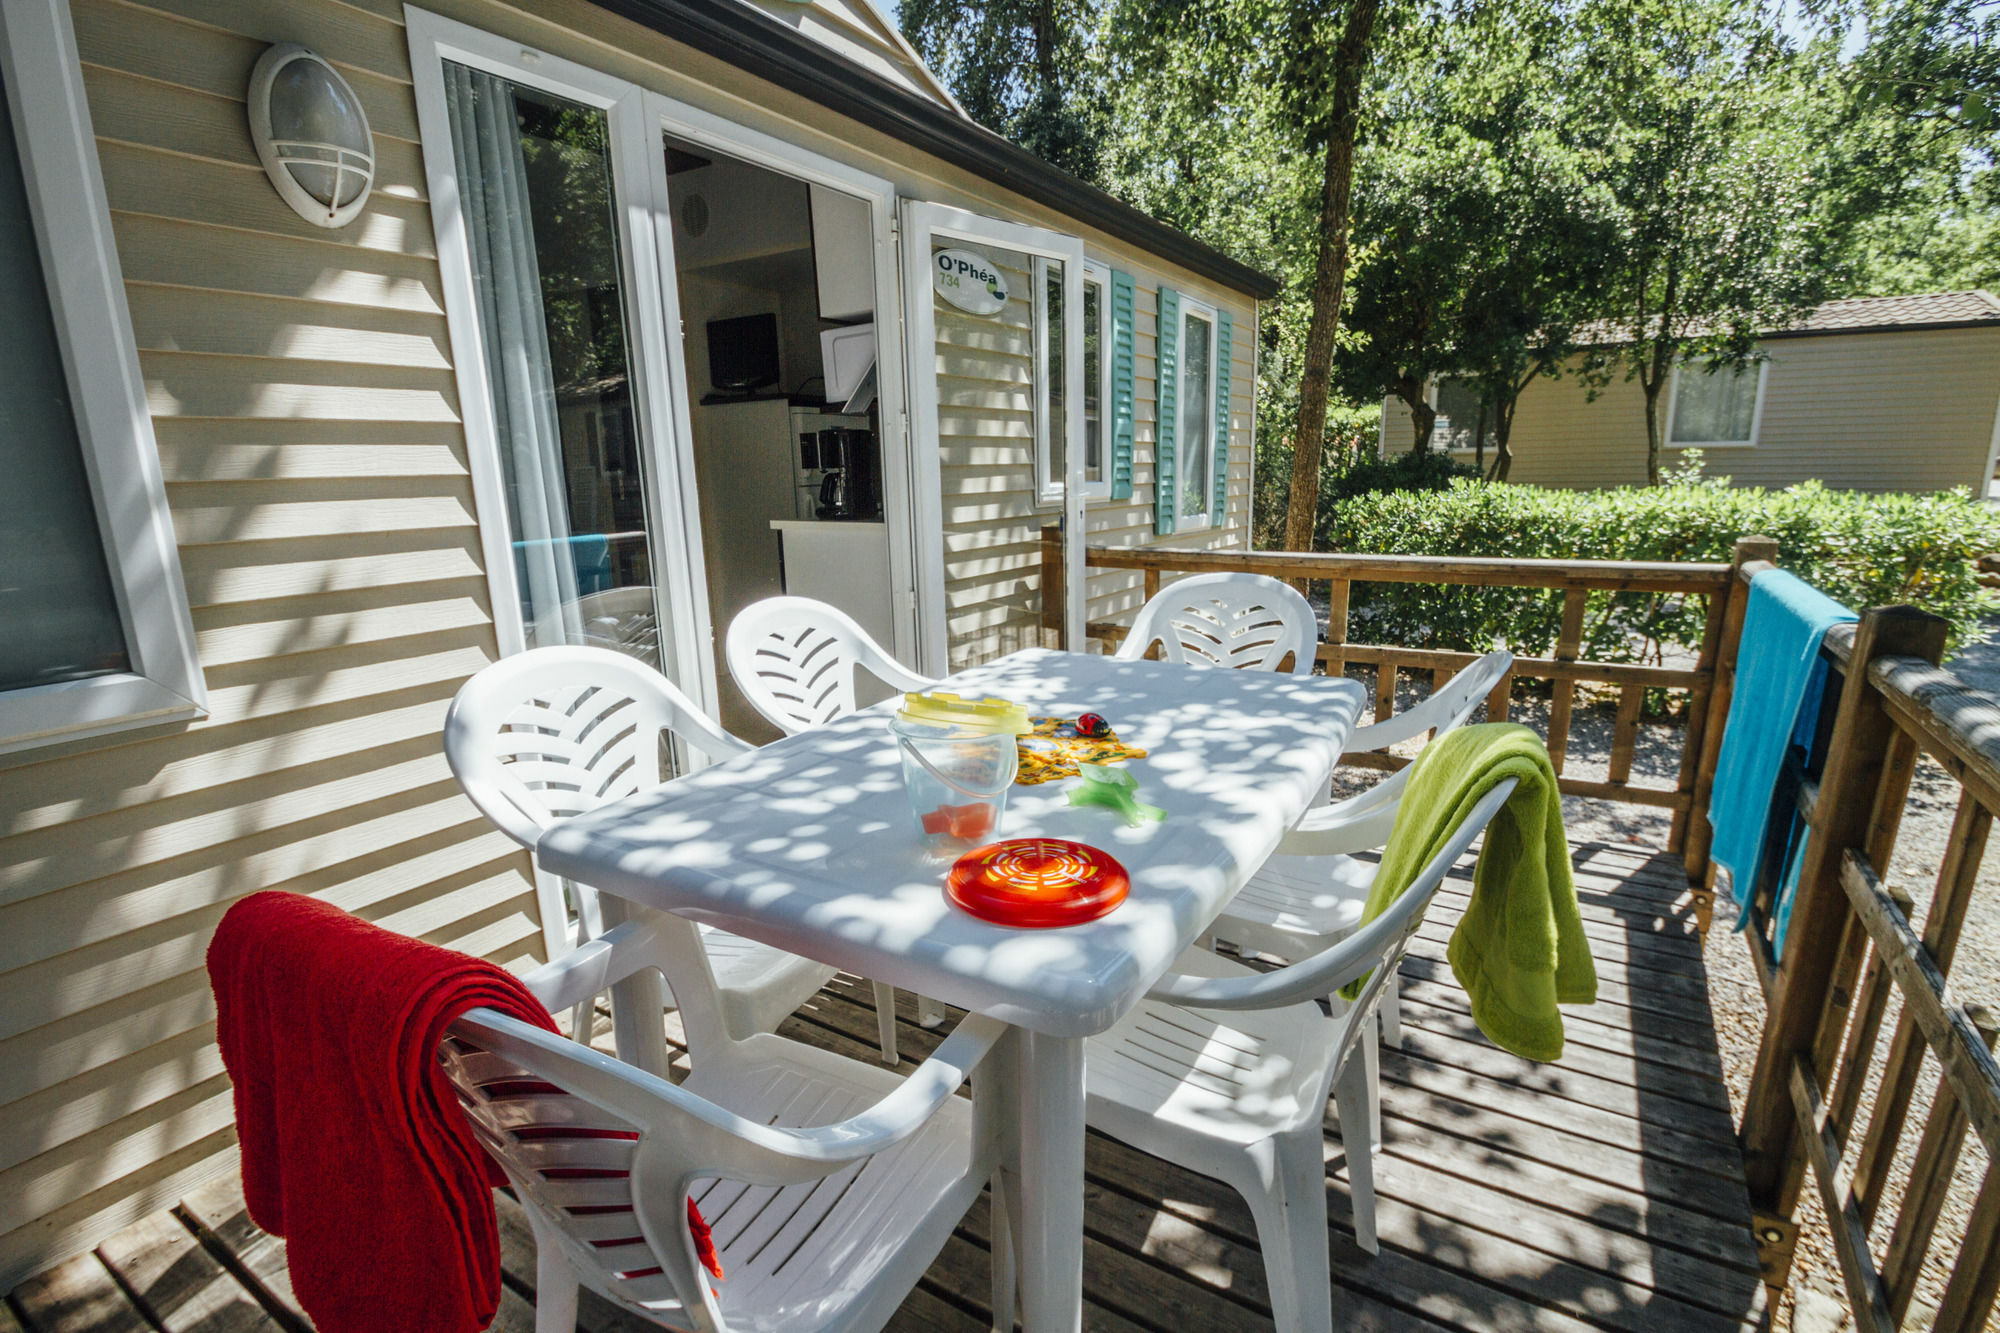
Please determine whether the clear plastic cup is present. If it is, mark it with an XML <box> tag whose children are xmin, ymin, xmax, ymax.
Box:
<box><xmin>890</xmin><ymin>713</ymin><xmax>1018</xmax><ymax>846</ymax></box>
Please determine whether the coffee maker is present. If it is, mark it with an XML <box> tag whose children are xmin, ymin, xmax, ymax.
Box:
<box><xmin>790</xmin><ymin>409</ymin><xmax>876</xmax><ymax>520</ymax></box>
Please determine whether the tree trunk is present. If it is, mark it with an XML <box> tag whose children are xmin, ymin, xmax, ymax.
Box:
<box><xmin>1473</xmin><ymin>399</ymin><xmax>1488</xmax><ymax>475</ymax></box>
<box><xmin>1280</xmin><ymin>0</ymin><xmax>1381</xmax><ymax>554</ymax></box>
<box><xmin>1489</xmin><ymin>395</ymin><xmax>1519</xmax><ymax>481</ymax></box>
<box><xmin>1409</xmin><ymin>397</ymin><xmax>1437</xmax><ymax>455</ymax></box>
<box><xmin>1641</xmin><ymin>375</ymin><xmax>1666</xmax><ymax>485</ymax></box>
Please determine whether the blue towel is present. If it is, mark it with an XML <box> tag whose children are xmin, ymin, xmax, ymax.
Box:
<box><xmin>1708</xmin><ymin>570</ymin><xmax>1855</xmax><ymax>941</ymax></box>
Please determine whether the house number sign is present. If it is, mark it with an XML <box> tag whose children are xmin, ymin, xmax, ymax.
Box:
<box><xmin>932</xmin><ymin>247</ymin><xmax>1009</xmax><ymax>316</ymax></box>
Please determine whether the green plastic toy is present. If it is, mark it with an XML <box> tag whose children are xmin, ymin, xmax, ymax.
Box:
<box><xmin>1067</xmin><ymin>762</ymin><xmax>1166</xmax><ymax>827</ymax></box>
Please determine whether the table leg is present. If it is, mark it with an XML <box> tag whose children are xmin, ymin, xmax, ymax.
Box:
<box><xmin>596</xmin><ymin>896</ymin><xmax>671</xmax><ymax>1078</ymax></box>
<box><xmin>1012</xmin><ymin>1030</ymin><xmax>1085</xmax><ymax>1333</ymax></box>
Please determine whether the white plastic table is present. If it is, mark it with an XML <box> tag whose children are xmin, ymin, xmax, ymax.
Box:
<box><xmin>538</xmin><ymin>647</ymin><xmax>1367</xmax><ymax>1332</ymax></box>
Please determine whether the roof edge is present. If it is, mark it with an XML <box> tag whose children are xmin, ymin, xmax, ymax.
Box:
<box><xmin>587</xmin><ymin>0</ymin><xmax>1283</xmax><ymax>300</ymax></box>
<box><xmin>1761</xmin><ymin>316</ymin><xmax>2000</xmax><ymax>341</ymax></box>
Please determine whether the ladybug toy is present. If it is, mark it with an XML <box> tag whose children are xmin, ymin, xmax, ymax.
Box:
<box><xmin>1075</xmin><ymin>712</ymin><xmax>1111</xmax><ymax>739</ymax></box>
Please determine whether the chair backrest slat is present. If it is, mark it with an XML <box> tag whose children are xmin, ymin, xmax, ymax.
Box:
<box><xmin>1118</xmin><ymin>573</ymin><xmax>1319</xmax><ymax>676</ymax></box>
<box><xmin>444</xmin><ymin>647</ymin><xmax>750</xmax><ymax>964</ymax></box>
<box><xmin>726</xmin><ymin>597</ymin><xmax>932</xmax><ymax>736</ymax></box>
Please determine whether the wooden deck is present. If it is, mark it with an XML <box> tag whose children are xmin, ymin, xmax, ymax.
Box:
<box><xmin>4</xmin><ymin>840</ymin><xmax>1767</xmax><ymax>1333</ymax></box>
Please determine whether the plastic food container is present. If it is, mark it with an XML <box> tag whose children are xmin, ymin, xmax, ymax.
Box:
<box><xmin>890</xmin><ymin>692</ymin><xmax>1030</xmax><ymax>847</ymax></box>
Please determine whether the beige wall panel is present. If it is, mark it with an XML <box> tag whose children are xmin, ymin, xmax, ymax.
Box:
<box><xmin>179</xmin><ymin>540</ymin><xmax>487</xmax><ymax>607</ymax></box>
<box><xmin>0</xmin><ymin>0</ymin><xmax>540</xmax><ymax>1287</ymax></box>
<box><xmin>99</xmin><ymin>143</ymin><xmax>437</xmax><ymax>259</ymax></box>
<box><xmin>1</xmin><ymin>1025</ymin><xmax>223</xmax><ymax>1179</ymax></box>
<box><xmin>1382</xmin><ymin>330</ymin><xmax>2000</xmax><ymax>492</ymax></box>
<box><xmin>125</xmin><ymin>286</ymin><xmax>453</xmax><ymax>370</ymax></box>
<box><xmin>137</xmin><ymin>0</ymin><xmax>413</xmax><ymax>76</ymax></box>
<box><xmin>111</xmin><ymin>214</ymin><xmax>447</xmax><ymax>315</ymax></box>
<box><xmin>81</xmin><ymin>63</ymin><xmax>429</xmax><ymax>200</ymax></box>
<box><xmin>71</xmin><ymin>0</ymin><xmax>422</xmax><ymax>142</ymax></box>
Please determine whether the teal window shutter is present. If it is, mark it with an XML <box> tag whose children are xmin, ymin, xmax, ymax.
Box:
<box><xmin>1155</xmin><ymin>287</ymin><xmax>1179</xmax><ymax>535</ymax></box>
<box><xmin>1110</xmin><ymin>270</ymin><xmax>1136</xmax><ymax>501</ymax></box>
<box><xmin>1212</xmin><ymin>310</ymin><xmax>1232</xmax><ymax>520</ymax></box>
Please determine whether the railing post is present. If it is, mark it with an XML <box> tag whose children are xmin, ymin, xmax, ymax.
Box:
<box><xmin>1683</xmin><ymin>536</ymin><xmax>1779</xmax><ymax>930</ymax></box>
<box><xmin>1039</xmin><ymin>524</ymin><xmax>1065</xmax><ymax>650</ymax></box>
<box><xmin>1738</xmin><ymin>606</ymin><xmax>1948</xmax><ymax>1233</ymax></box>
<box><xmin>1323</xmin><ymin>578</ymin><xmax>1350</xmax><ymax>679</ymax></box>
<box><xmin>1545</xmin><ymin>588</ymin><xmax>1588</xmax><ymax>776</ymax></box>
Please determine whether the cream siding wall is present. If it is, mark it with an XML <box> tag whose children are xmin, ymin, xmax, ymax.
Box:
<box><xmin>0</xmin><ymin>0</ymin><xmax>540</xmax><ymax>1290</ymax></box>
<box><xmin>1380</xmin><ymin>328</ymin><xmax>2000</xmax><ymax>492</ymax></box>
<box><xmin>0</xmin><ymin>0</ymin><xmax>1258</xmax><ymax>1286</ymax></box>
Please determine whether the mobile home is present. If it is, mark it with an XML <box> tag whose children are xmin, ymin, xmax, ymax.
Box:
<box><xmin>0</xmin><ymin>0</ymin><xmax>1274</xmax><ymax>1287</ymax></box>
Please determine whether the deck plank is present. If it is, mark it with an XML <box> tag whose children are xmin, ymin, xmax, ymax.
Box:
<box><xmin>7</xmin><ymin>1253</ymin><xmax>150</xmax><ymax>1333</ymax></box>
<box><xmin>95</xmin><ymin>1211</ymin><xmax>280</xmax><ymax>1333</ymax></box>
<box><xmin>4</xmin><ymin>841</ymin><xmax>1767</xmax><ymax>1333</ymax></box>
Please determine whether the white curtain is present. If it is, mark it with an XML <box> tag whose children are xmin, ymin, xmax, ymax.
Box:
<box><xmin>444</xmin><ymin>63</ymin><xmax>580</xmax><ymax>648</ymax></box>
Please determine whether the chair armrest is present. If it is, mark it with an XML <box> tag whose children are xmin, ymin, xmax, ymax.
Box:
<box><xmin>1277</xmin><ymin>786</ymin><xmax>1402</xmax><ymax>856</ymax></box>
<box><xmin>771</xmin><ymin>1012</ymin><xmax>1006</xmax><ymax>1163</ymax></box>
<box><xmin>1154</xmin><ymin>777</ymin><xmax>1518</xmax><ymax>1010</ymax></box>
<box><xmin>520</xmin><ymin>917</ymin><xmax>669</xmax><ymax>1014</ymax></box>
<box><xmin>452</xmin><ymin>1009</ymin><xmax>1009</xmax><ymax>1174</ymax></box>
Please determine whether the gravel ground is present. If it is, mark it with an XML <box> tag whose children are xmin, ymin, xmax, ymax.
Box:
<box><xmin>1342</xmin><ymin>646</ymin><xmax>2000</xmax><ymax>1332</ymax></box>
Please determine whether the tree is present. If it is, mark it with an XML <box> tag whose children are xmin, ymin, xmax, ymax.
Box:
<box><xmin>1102</xmin><ymin>0</ymin><xmax>1387</xmax><ymax>551</ymax></box>
<box><xmin>1334</xmin><ymin>4</ymin><xmax>1616</xmax><ymax>480</ymax></box>
<box><xmin>1279</xmin><ymin>0</ymin><xmax>1383</xmax><ymax>553</ymax></box>
<box><xmin>1580</xmin><ymin>0</ymin><xmax>1834</xmax><ymax>485</ymax></box>
<box><xmin>899</xmin><ymin>0</ymin><xmax>1114</xmax><ymax>182</ymax></box>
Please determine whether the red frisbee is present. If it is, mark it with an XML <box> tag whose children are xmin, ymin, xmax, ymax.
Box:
<box><xmin>946</xmin><ymin>838</ymin><xmax>1130</xmax><ymax>928</ymax></box>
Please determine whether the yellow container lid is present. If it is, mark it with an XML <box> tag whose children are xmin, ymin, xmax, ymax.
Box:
<box><xmin>896</xmin><ymin>690</ymin><xmax>1032</xmax><ymax>736</ymax></box>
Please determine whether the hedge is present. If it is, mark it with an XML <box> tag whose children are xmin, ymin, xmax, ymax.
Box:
<box><xmin>1319</xmin><ymin>469</ymin><xmax>2000</xmax><ymax>667</ymax></box>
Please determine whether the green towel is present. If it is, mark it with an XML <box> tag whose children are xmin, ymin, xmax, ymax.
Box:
<box><xmin>1344</xmin><ymin>722</ymin><xmax>1596</xmax><ymax>1062</ymax></box>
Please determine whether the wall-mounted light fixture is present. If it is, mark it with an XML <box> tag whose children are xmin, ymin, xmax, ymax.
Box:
<box><xmin>247</xmin><ymin>44</ymin><xmax>374</xmax><ymax>229</ymax></box>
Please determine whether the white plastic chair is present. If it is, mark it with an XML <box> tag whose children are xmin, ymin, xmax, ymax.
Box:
<box><xmin>444</xmin><ymin>646</ymin><xmax>836</xmax><ymax>1051</ymax></box>
<box><xmin>725</xmin><ymin>597</ymin><xmax>942</xmax><ymax>1063</ymax></box>
<box><xmin>726</xmin><ymin>596</ymin><xmax>931</xmax><ymax>735</ymax></box>
<box><xmin>1214</xmin><ymin>649</ymin><xmax>1514</xmax><ymax>1050</ymax></box>
<box><xmin>446</xmin><ymin>909</ymin><xmax>1013</xmax><ymax>1333</ymax></box>
<box><xmin>1084</xmin><ymin>778</ymin><xmax>1518</xmax><ymax>1333</ymax></box>
<box><xmin>1115</xmin><ymin>572</ymin><xmax>1319</xmax><ymax>675</ymax></box>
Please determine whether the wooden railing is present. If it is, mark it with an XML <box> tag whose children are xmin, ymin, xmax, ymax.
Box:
<box><xmin>1039</xmin><ymin>527</ymin><xmax>2000</xmax><ymax>1327</ymax></box>
<box><xmin>1731</xmin><ymin>598</ymin><xmax>2000</xmax><ymax>1332</ymax></box>
<box><xmin>1040</xmin><ymin>527</ymin><xmax>1761</xmax><ymax>916</ymax></box>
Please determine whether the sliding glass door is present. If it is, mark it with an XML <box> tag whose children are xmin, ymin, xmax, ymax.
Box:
<box><xmin>410</xmin><ymin>13</ymin><xmax>708</xmax><ymax>707</ymax></box>
<box><xmin>440</xmin><ymin>68</ymin><xmax>668</xmax><ymax>663</ymax></box>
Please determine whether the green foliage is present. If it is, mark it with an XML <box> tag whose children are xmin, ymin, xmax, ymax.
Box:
<box><xmin>1325</xmin><ymin>471</ymin><xmax>2000</xmax><ymax>662</ymax></box>
<box><xmin>899</xmin><ymin>0</ymin><xmax>1114</xmax><ymax>181</ymax></box>
<box><xmin>1251</xmin><ymin>403</ymin><xmax>1381</xmax><ymax>548</ymax></box>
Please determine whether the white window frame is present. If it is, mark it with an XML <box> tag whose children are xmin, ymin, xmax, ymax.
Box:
<box><xmin>1031</xmin><ymin>256</ymin><xmax>1065</xmax><ymax>508</ymax></box>
<box><xmin>0</xmin><ymin>0</ymin><xmax>205</xmax><ymax>756</ymax></box>
<box><xmin>1175</xmin><ymin>294</ymin><xmax>1222</xmax><ymax>532</ymax></box>
<box><xmin>1080</xmin><ymin>260</ymin><xmax>1113</xmax><ymax>502</ymax></box>
<box><xmin>1665</xmin><ymin>359</ymin><xmax>1769</xmax><ymax>450</ymax></box>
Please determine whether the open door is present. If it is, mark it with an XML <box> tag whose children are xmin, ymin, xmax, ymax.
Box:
<box><xmin>900</xmin><ymin>202</ymin><xmax>1085</xmax><ymax>676</ymax></box>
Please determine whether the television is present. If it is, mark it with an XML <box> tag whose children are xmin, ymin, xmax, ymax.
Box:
<box><xmin>706</xmin><ymin>313</ymin><xmax>780</xmax><ymax>393</ymax></box>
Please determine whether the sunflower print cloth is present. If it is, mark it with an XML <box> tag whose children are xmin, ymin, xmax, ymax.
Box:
<box><xmin>1015</xmin><ymin>716</ymin><xmax>1148</xmax><ymax>785</ymax></box>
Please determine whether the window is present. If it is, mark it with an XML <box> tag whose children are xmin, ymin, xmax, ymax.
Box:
<box><xmin>0</xmin><ymin>0</ymin><xmax>204</xmax><ymax>755</ymax></box>
<box><xmin>1177</xmin><ymin>296</ymin><xmax>1221</xmax><ymax>530</ymax></box>
<box><xmin>1035</xmin><ymin>257</ymin><xmax>1112</xmax><ymax>506</ymax></box>
<box><xmin>438</xmin><ymin>64</ymin><xmax>670</xmax><ymax>668</ymax></box>
<box><xmin>1081</xmin><ymin>261</ymin><xmax>1111</xmax><ymax>499</ymax></box>
<box><xmin>1668</xmin><ymin>360</ymin><xmax>1767</xmax><ymax>448</ymax></box>
<box><xmin>1431</xmin><ymin>378</ymin><xmax>1497</xmax><ymax>455</ymax></box>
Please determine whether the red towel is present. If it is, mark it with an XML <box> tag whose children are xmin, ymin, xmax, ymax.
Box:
<box><xmin>207</xmin><ymin>890</ymin><xmax>560</xmax><ymax>1333</ymax></box>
